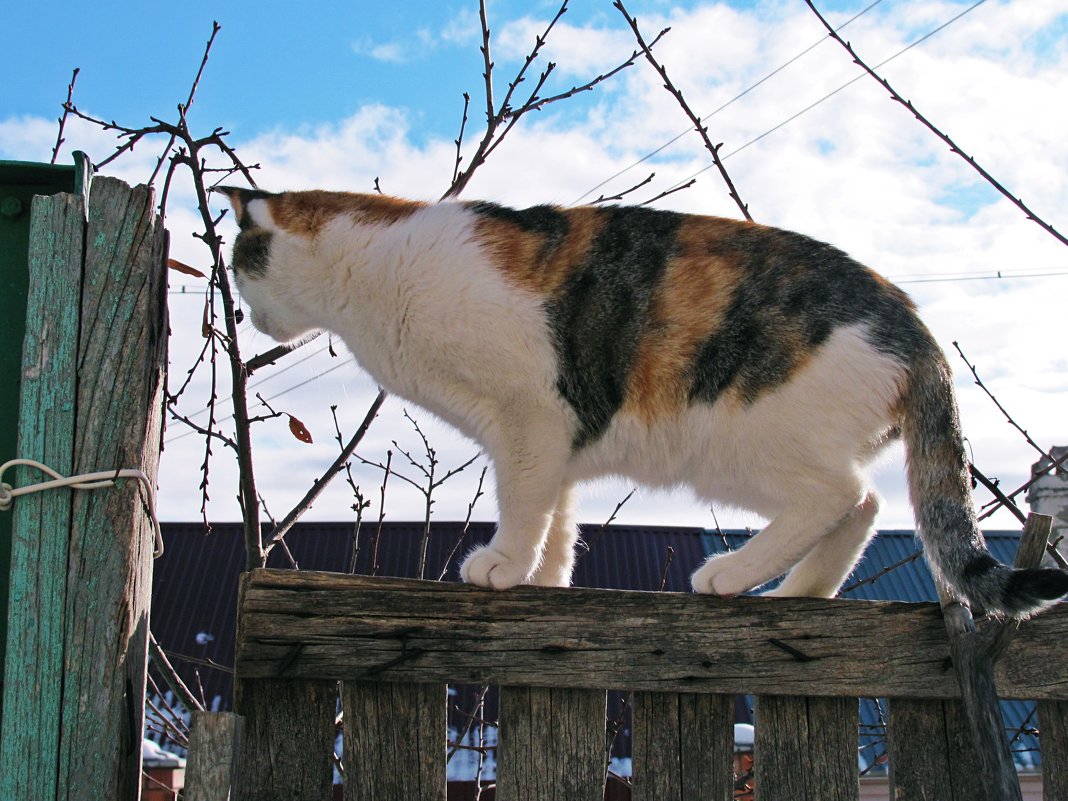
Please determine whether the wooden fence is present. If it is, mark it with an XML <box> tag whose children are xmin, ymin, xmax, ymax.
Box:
<box><xmin>231</xmin><ymin>555</ymin><xmax>1068</xmax><ymax>801</ymax></box>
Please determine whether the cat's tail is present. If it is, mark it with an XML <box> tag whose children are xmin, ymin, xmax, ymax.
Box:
<box><xmin>901</xmin><ymin>345</ymin><xmax>1068</xmax><ymax>618</ymax></box>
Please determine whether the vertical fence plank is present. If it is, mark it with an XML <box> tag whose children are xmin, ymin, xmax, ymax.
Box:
<box><xmin>56</xmin><ymin>176</ymin><xmax>168</xmax><ymax>801</ymax></box>
<box><xmin>496</xmin><ymin>686</ymin><xmax>606</xmax><ymax>801</ymax></box>
<box><xmin>1038</xmin><ymin>700</ymin><xmax>1068</xmax><ymax>801</ymax></box>
<box><xmin>234</xmin><ymin>678</ymin><xmax>338</xmax><ymax>801</ymax></box>
<box><xmin>754</xmin><ymin>695</ymin><xmax>858</xmax><ymax>801</ymax></box>
<box><xmin>184</xmin><ymin>711</ymin><xmax>244</xmax><ymax>801</ymax></box>
<box><xmin>631</xmin><ymin>691</ymin><xmax>734</xmax><ymax>801</ymax></box>
<box><xmin>888</xmin><ymin>698</ymin><xmax>989</xmax><ymax>801</ymax></box>
<box><xmin>0</xmin><ymin>192</ymin><xmax>84</xmax><ymax>801</ymax></box>
<box><xmin>342</xmin><ymin>681</ymin><xmax>446</xmax><ymax>801</ymax></box>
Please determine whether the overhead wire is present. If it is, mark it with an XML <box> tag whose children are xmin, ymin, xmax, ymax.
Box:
<box><xmin>573</xmin><ymin>0</ymin><xmax>889</xmax><ymax>204</ymax></box>
<box><xmin>659</xmin><ymin>0</ymin><xmax>990</xmax><ymax>193</ymax></box>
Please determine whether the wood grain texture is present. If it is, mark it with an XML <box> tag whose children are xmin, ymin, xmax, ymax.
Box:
<box><xmin>754</xmin><ymin>695</ymin><xmax>859</xmax><ymax>801</ymax></box>
<box><xmin>0</xmin><ymin>192</ymin><xmax>84</xmax><ymax>800</ymax></box>
<box><xmin>235</xmin><ymin>569</ymin><xmax>1068</xmax><ymax>700</ymax></box>
<box><xmin>888</xmin><ymin>698</ymin><xmax>990</xmax><ymax>801</ymax></box>
<box><xmin>496</xmin><ymin>686</ymin><xmax>606</xmax><ymax>801</ymax></box>
<box><xmin>631</xmin><ymin>692</ymin><xmax>734</xmax><ymax>801</ymax></box>
<box><xmin>1038</xmin><ymin>700</ymin><xmax>1068</xmax><ymax>801</ymax></box>
<box><xmin>184</xmin><ymin>711</ymin><xmax>244</xmax><ymax>801</ymax></box>
<box><xmin>234</xmin><ymin>678</ymin><xmax>337</xmax><ymax>801</ymax></box>
<box><xmin>342</xmin><ymin>681</ymin><xmax>446</xmax><ymax>801</ymax></box>
<box><xmin>57</xmin><ymin>177</ymin><xmax>168</xmax><ymax>801</ymax></box>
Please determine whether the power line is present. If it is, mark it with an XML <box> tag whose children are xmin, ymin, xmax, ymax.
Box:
<box><xmin>660</xmin><ymin>0</ymin><xmax>989</xmax><ymax>193</ymax></box>
<box><xmin>573</xmin><ymin>0</ymin><xmax>889</xmax><ymax>204</ymax></box>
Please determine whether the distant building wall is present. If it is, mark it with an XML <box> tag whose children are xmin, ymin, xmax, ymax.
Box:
<box><xmin>1026</xmin><ymin>445</ymin><xmax>1068</xmax><ymax>554</ymax></box>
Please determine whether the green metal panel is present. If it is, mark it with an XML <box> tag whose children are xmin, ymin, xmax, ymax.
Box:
<box><xmin>0</xmin><ymin>155</ymin><xmax>89</xmax><ymax>720</ymax></box>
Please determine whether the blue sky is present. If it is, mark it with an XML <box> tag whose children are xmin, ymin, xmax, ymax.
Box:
<box><xmin>3</xmin><ymin>0</ymin><xmax>1067</xmax><ymax>536</ymax></box>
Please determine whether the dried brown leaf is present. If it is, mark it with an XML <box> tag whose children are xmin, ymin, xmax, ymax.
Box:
<box><xmin>288</xmin><ymin>414</ymin><xmax>313</xmax><ymax>444</ymax></box>
<box><xmin>168</xmin><ymin>258</ymin><xmax>208</xmax><ymax>279</ymax></box>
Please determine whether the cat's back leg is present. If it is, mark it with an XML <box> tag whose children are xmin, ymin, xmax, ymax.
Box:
<box><xmin>691</xmin><ymin>469</ymin><xmax>869</xmax><ymax>596</ymax></box>
<box><xmin>762</xmin><ymin>490</ymin><xmax>880</xmax><ymax>598</ymax></box>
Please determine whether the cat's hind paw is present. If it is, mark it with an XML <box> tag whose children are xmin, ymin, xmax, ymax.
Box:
<box><xmin>691</xmin><ymin>554</ymin><xmax>755</xmax><ymax>597</ymax></box>
<box><xmin>460</xmin><ymin>545</ymin><xmax>534</xmax><ymax>590</ymax></box>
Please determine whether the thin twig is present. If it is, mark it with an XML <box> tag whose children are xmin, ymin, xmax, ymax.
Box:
<box><xmin>51</xmin><ymin>68</ymin><xmax>80</xmax><ymax>165</ymax></box>
<box><xmin>641</xmin><ymin>177</ymin><xmax>697</xmax><ymax>206</ymax></box>
<box><xmin>805</xmin><ymin>0</ymin><xmax>1068</xmax><ymax>249</ymax></box>
<box><xmin>577</xmin><ymin>489</ymin><xmax>636</xmax><ymax>559</ymax></box>
<box><xmin>591</xmin><ymin>172</ymin><xmax>655</xmax><ymax>204</ymax></box>
<box><xmin>451</xmin><ymin>92</ymin><xmax>472</xmax><ymax>186</ymax></box>
<box><xmin>614</xmin><ymin>0</ymin><xmax>753</xmax><ymax>221</ymax></box>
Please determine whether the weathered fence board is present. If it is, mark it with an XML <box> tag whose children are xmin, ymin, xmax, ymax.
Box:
<box><xmin>236</xmin><ymin>569</ymin><xmax>1068</xmax><ymax>700</ymax></box>
<box><xmin>184</xmin><ymin>711</ymin><xmax>244</xmax><ymax>801</ymax></box>
<box><xmin>0</xmin><ymin>191</ymin><xmax>85</xmax><ymax>799</ymax></box>
<box><xmin>631</xmin><ymin>691</ymin><xmax>734</xmax><ymax>801</ymax></box>
<box><xmin>888</xmin><ymin>698</ymin><xmax>988</xmax><ymax>801</ymax></box>
<box><xmin>342</xmin><ymin>681</ymin><xmax>446</xmax><ymax>801</ymax></box>
<box><xmin>754</xmin><ymin>695</ymin><xmax>859</xmax><ymax>801</ymax></box>
<box><xmin>497</xmin><ymin>686</ymin><xmax>606</xmax><ymax>801</ymax></box>
<box><xmin>234</xmin><ymin>678</ymin><xmax>337</xmax><ymax>801</ymax></box>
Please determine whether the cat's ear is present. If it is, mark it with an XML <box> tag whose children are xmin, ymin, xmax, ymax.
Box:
<box><xmin>216</xmin><ymin>185</ymin><xmax>275</xmax><ymax>230</ymax></box>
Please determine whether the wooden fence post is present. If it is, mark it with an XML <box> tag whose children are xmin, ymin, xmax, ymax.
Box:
<box><xmin>0</xmin><ymin>173</ymin><xmax>167</xmax><ymax>800</ymax></box>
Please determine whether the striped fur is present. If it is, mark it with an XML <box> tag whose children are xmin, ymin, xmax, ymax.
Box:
<box><xmin>222</xmin><ymin>187</ymin><xmax>1068</xmax><ymax>617</ymax></box>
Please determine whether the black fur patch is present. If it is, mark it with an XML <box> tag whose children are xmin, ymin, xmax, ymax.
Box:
<box><xmin>1005</xmin><ymin>567</ymin><xmax>1068</xmax><ymax>603</ymax></box>
<box><xmin>689</xmin><ymin>226</ymin><xmax>927</xmax><ymax>405</ymax></box>
<box><xmin>467</xmin><ymin>200</ymin><xmax>570</xmax><ymax>263</ymax></box>
<box><xmin>232</xmin><ymin>229</ymin><xmax>273</xmax><ymax>277</ymax></box>
<box><xmin>962</xmin><ymin>553</ymin><xmax>998</xmax><ymax>579</ymax></box>
<box><xmin>546</xmin><ymin>206</ymin><xmax>684</xmax><ymax>447</ymax></box>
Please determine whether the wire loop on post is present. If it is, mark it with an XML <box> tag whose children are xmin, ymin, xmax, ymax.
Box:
<box><xmin>0</xmin><ymin>458</ymin><xmax>164</xmax><ymax>557</ymax></box>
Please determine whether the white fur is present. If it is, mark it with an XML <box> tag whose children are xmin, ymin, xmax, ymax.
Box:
<box><xmin>236</xmin><ymin>202</ymin><xmax>905</xmax><ymax>597</ymax></box>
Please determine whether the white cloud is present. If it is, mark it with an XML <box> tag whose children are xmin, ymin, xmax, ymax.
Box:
<box><xmin>352</xmin><ymin>37</ymin><xmax>409</xmax><ymax>63</ymax></box>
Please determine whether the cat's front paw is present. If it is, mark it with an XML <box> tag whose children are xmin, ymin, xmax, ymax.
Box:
<box><xmin>461</xmin><ymin>545</ymin><xmax>534</xmax><ymax>590</ymax></box>
<box><xmin>691</xmin><ymin>554</ymin><xmax>754</xmax><ymax>596</ymax></box>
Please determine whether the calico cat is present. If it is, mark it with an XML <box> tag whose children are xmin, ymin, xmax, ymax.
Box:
<box><xmin>222</xmin><ymin>186</ymin><xmax>1068</xmax><ymax>618</ymax></box>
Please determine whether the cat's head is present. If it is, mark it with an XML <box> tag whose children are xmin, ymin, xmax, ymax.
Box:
<box><xmin>219</xmin><ymin>186</ymin><xmax>320</xmax><ymax>344</ymax></box>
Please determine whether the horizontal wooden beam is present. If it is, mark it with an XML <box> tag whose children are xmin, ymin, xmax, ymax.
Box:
<box><xmin>235</xmin><ymin>569</ymin><xmax>1068</xmax><ymax>700</ymax></box>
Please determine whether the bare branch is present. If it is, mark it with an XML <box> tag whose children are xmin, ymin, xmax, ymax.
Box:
<box><xmin>614</xmin><ymin>1</ymin><xmax>753</xmax><ymax>221</ymax></box>
<box><xmin>451</xmin><ymin>92</ymin><xmax>472</xmax><ymax>186</ymax></box>
<box><xmin>591</xmin><ymin>172</ymin><xmax>655</xmax><ymax>204</ymax></box>
<box><xmin>263</xmin><ymin>389</ymin><xmax>388</xmax><ymax>555</ymax></box>
<box><xmin>50</xmin><ymin>68</ymin><xmax>80</xmax><ymax>165</ymax></box>
<box><xmin>245</xmin><ymin>335</ymin><xmax>319</xmax><ymax>376</ymax></box>
<box><xmin>641</xmin><ymin>177</ymin><xmax>696</xmax><ymax>206</ymax></box>
<box><xmin>805</xmin><ymin>0</ymin><xmax>1068</xmax><ymax>249</ymax></box>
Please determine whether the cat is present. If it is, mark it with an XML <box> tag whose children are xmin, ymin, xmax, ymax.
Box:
<box><xmin>221</xmin><ymin>186</ymin><xmax>1068</xmax><ymax>618</ymax></box>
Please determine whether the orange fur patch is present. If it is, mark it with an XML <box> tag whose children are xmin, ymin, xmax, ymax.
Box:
<box><xmin>267</xmin><ymin>191</ymin><xmax>427</xmax><ymax>236</ymax></box>
<box><xmin>623</xmin><ymin>216</ymin><xmax>751</xmax><ymax>421</ymax></box>
<box><xmin>474</xmin><ymin>207</ymin><xmax>606</xmax><ymax>296</ymax></box>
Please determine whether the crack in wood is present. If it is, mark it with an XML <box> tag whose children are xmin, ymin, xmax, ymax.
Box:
<box><xmin>767</xmin><ymin>637</ymin><xmax>817</xmax><ymax>663</ymax></box>
<box><xmin>363</xmin><ymin>647</ymin><xmax>427</xmax><ymax>678</ymax></box>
